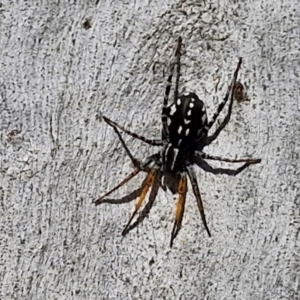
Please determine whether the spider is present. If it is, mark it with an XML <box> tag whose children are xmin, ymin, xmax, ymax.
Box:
<box><xmin>94</xmin><ymin>36</ymin><xmax>261</xmax><ymax>247</ymax></box>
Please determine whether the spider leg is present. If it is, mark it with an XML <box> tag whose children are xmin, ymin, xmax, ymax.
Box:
<box><xmin>106</xmin><ymin>123</ymin><xmax>160</xmax><ymax>173</ymax></box>
<box><xmin>193</xmin><ymin>152</ymin><xmax>261</xmax><ymax>176</ymax></box>
<box><xmin>197</xmin><ymin>151</ymin><xmax>261</xmax><ymax>165</ymax></box>
<box><xmin>206</xmin><ymin>58</ymin><xmax>242</xmax><ymax>146</ymax></box>
<box><xmin>186</xmin><ymin>165</ymin><xmax>211</xmax><ymax>237</ymax></box>
<box><xmin>95</xmin><ymin>174</ymin><xmax>149</xmax><ymax>205</ymax></box>
<box><xmin>111</xmin><ymin>125</ymin><xmax>140</xmax><ymax>168</ymax></box>
<box><xmin>94</xmin><ymin>122</ymin><xmax>160</xmax><ymax>205</ymax></box>
<box><xmin>194</xmin><ymin>159</ymin><xmax>257</xmax><ymax>176</ymax></box>
<box><xmin>161</xmin><ymin>36</ymin><xmax>182</xmax><ymax>141</ymax></box>
<box><xmin>173</xmin><ymin>36</ymin><xmax>182</xmax><ymax>103</ymax></box>
<box><xmin>122</xmin><ymin>169</ymin><xmax>158</xmax><ymax>236</ymax></box>
<box><xmin>170</xmin><ymin>173</ymin><xmax>187</xmax><ymax>248</ymax></box>
<box><xmin>93</xmin><ymin>168</ymin><xmax>141</xmax><ymax>205</ymax></box>
<box><xmin>103</xmin><ymin>116</ymin><xmax>163</xmax><ymax>146</ymax></box>
<box><xmin>123</xmin><ymin>172</ymin><xmax>161</xmax><ymax>235</ymax></box>
<box><xmin>95</xmin><ymin>187</ymin><xmax>144</xmax><ymax>205</ymax></box>
<box><xmin>93</xmin><ymin>125</ymin><xmax>147</xmax><ymax>204</ymax></box>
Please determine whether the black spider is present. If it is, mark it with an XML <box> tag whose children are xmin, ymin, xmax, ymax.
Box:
<box><xmin>94</xmin><ymin>37</ymin><xmax>261</xmax><ymax>247</ymax></box>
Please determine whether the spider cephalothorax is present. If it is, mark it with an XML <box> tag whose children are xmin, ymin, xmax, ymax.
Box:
<box><xmin>94</xmin><ymin>37</ymin><xmax>261</xmax><ymax>247</ymax></box>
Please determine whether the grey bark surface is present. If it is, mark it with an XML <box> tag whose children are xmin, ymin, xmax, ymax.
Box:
<box><xmin>0</xmin><ymin>1</ymin><xmax>299</xmax><ymax>299</ymax></box>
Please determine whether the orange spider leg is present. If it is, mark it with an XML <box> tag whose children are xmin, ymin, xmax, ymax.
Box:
<box><xmin>93</xmin><ymin>168</ymin><xmax>140</xmax><ymax>205</ymax></box>
<box><xmin>122</xmin><ymin>169</ymin><xmax>158</xmax><ymax>236</ymax></box>
<box><xmin>170</xmin><ymin>174</ymin><xmax>188</xmax><ymax>247</ymax></box>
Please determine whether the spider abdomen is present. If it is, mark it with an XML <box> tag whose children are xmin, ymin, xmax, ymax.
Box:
<box><xmin>163</xmin><ymin>93</ymin><xmax>209</xmax><ymax>171</ymax></box>
<box><xmin>166</xmin><ymin>93</ymin><xmax>208</xmax><ymax>147</ymax></box>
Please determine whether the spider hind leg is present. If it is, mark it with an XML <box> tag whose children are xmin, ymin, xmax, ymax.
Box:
<box><xmin>93</xmin><ymin>168</ymin><xmax>141</xmax><ymax>205</ymax></box>
<box><xmin>186</xmin><ymin>165</ymin><xmax>211</xmax><ymax>237</ymax></box>
<box><xmin>170</xmin><ymin>174</ymin><xmax>188</xmax><ymax>247</ymax></box>
<box><xmin>122</xmin><ymin>169</ymin><xmax>158</xmax><ymax>236</ymax></box>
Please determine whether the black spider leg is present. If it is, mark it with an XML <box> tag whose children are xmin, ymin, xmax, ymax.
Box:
<box><xmin>196</xmin><ymin>151</ymin><xmax>261</xmax><ymax>165</ymax></box>
<box><xmin>161</xmin><ymin>36</ymin><xmax>182</xmax><ymax>141</ymax></box>
<box><xmin>205</xmin><ymin>58</ymin><xmax>242</xmax><ymax>146</ymax></box>
<box><xmin>173</xmin><ymin>37</ymin><xmax>182</xmax><ymax>105</ymax></box>
<box><xmin>105</xmin><ymin>120</ymin><xmax>161</xmax><ymax>173</ymax></box>
<box><xmin>110</xmin><ymin>125</ymin><xmax>141</xmax><ymax>168</ymax></box>
<box><xmin>193</xmin><ymin>152</ymin><xmax>260</xmax><ymax>176</ymax></box>
<box><xmin>186</xmin><ymin>165</ymin><xmax>211</xmax><ymax>237</ymax></box>
<box><xmin>102</xmin><ymin>116</ymin><xmax>163</xmax><ymax>146</ymax></box>
<box><xmin>122</xmin><ymin>171</ymin><xmax>162</xmax><ymax>236</ymax></box>
<box><xmin>93</xmin><ymin>125</ymin><xmax>157</xmax><ymax>205</ymax></box>
<box><xmin>170</xmin><ymin>173</ymin><xmax>188</xmax><ymax>247</ymax></box>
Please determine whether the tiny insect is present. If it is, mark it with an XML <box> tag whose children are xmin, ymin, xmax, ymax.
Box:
<box><xmin>82</xmin><ymin>19</ymin><xmax>91</xmax><ymax>30</ymax></box>
<box><xmin>6</xmin><ymin>129</ymin><xmax>23</xmax><ymax>144</ymax></box>
<box><xmin>234</xmin><ymin>81</ymin><xmax>248</xmax><ymax>102</ymax></box>
<box><xmin>94</xmin><ymin>37</ymin><xmax>261</xmax><ymax>247</ymax></box>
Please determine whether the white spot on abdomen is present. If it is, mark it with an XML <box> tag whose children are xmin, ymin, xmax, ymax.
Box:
<box><xmin>197</xmin><ymin>128</ymin><xmax>203</xmax><ymax>136</ymax></box>
<box><xmin>170</xmin><ymin>104</ymin><xmax>176</xmax><ymax>116</ymax></box>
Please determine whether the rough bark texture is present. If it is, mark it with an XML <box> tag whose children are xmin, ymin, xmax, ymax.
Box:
<box><xmin>1</xmin><ymin>1</ymin><xmax>299</xmax><ymax>299</ymax></box>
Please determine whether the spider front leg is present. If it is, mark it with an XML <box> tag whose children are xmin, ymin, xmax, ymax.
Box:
<box><xmin>205</xmin><ymin>58</ymin><xmax>242</xmax><ymax>146</ymax></box>
<box><xmin>161</xmin><ymin>36</ymin><xmax>182</xmax><ymax>141</ymax></box>
<box><xmin>110</xmin><ymin>125</ymin><xmax>141</xmax><ymax>168</ymax></box>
